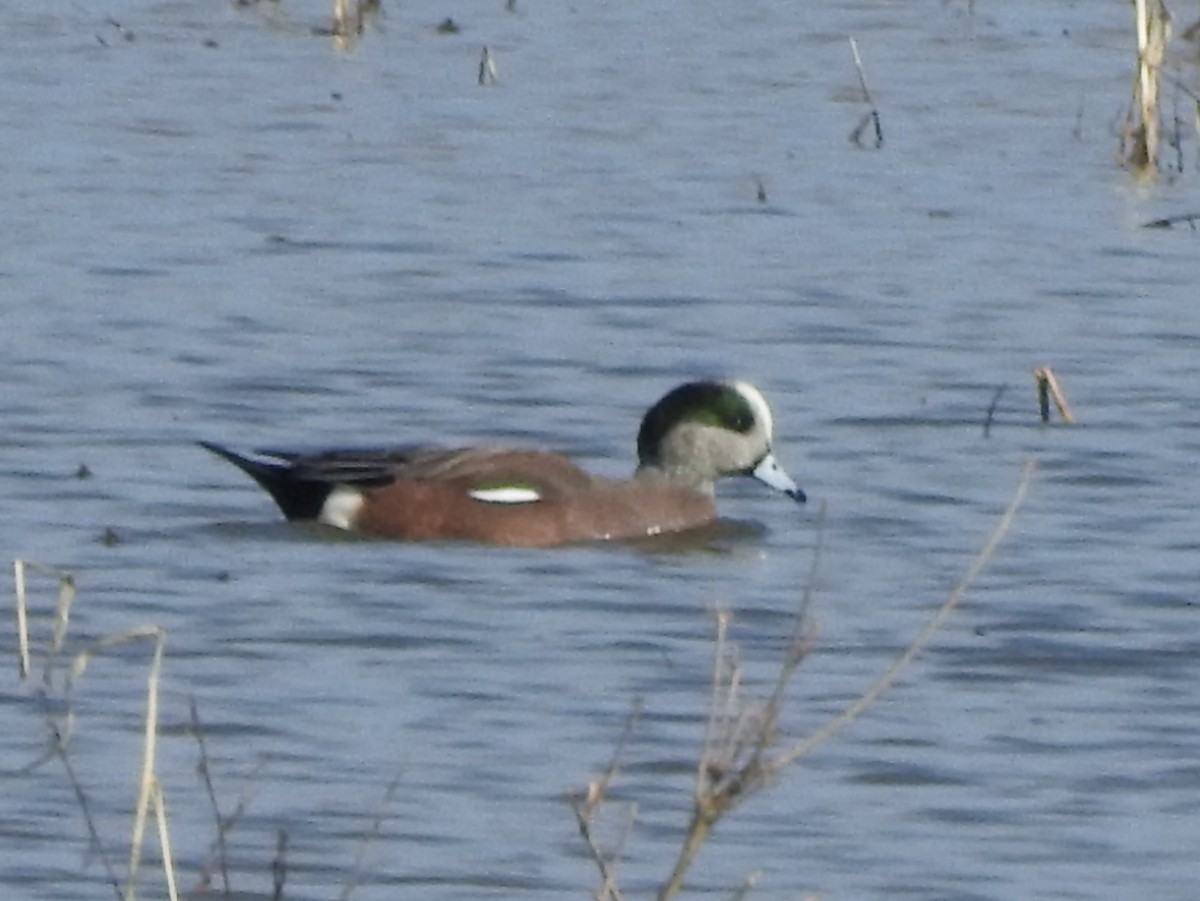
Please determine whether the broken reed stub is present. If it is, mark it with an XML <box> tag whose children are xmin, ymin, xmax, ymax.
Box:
<box><xmin>332</xmin><ymin>0</ymin><xmax>359</xmax><ymax>36</ymax></box>
<box><xmin>1033</xmin><ymin>366</ymin><xmax>1075</xmax><ymax>424</ymax></box>
<box><xmin>478</xmin><ymin>46</ymin><xmax>498</xmax><ymax>85</ymax></box>
<box><xmin>848</xmin><ymin>36</ymin><xmax>883</xmax><ymax>149</ymax></box>
<box><xmin>1122</xmin><ymin>0</ymin><xmax>1170</xmax><ymax>176</ymax></box>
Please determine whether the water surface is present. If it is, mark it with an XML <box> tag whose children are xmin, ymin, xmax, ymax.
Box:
<box><xmin>3</xmin><ymin>2</ymin><xmax>1199</xmax><ymax>899</ymax></box>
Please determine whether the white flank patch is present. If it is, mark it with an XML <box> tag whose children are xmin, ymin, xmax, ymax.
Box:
<box><xmin>730</xmin><ymin>380</ymin><xmax>774</xmax><ymax>439</ymax></box>
<box><xmin>319</xmin><ymin>486</ymin><xmax>365</xmax><ymax>530</ymax></box>
<box><xmin>468</xmin><ymin>486</ymin><xmax>541</xmax><ymax>504</ymax></box>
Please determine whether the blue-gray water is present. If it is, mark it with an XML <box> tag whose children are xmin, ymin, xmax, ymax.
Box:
<box><xmin>3</xmin><ymin>1</ymin><xmax>1199</xmax><ymax>899</ymax></box>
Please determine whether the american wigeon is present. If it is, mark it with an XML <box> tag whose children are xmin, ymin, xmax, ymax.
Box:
<box><xmin>200</xmin><ymin>379</ymin><xmax>805</xmax><ymax>547</ymax></box>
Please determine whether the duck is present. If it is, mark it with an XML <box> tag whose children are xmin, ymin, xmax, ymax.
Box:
<box><xmin>200</xmin><ymin>379</ymin><xmax>805</xmax><ymax>547</ymax></box>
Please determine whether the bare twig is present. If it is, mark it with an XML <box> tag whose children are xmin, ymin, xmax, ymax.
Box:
<box><xmin>570</xmin><ymin>797</ymin><xmax>624</xmax><ymax>901</ymax></box>
<box><xmin>49</xmin><ymin>714</ymin><xmax>123</xmax><ymax>898</ymax></box>
<box><xmin>659</xmin><ymin>461</ymin><xmax>1035</xmax><ymax>899</ymax></box>
<box><xmin>195</xmin><ymin>757</ymin><xmax>270</xmax><ymax>893</ymax></box>
<box><xmin>660</xmin><ymin>509</ymin><xmax>827</xmax><ymax>900</ymax></box>
<box><xmin>765</xmin><ymin>501</ymin><xmax>826</xmax><ymax>713</ymax></box>
<box><xmin>774</xmin><ymin>459</ymin><xmax>1036</xmax><ymax>769</ymax></box>
<box><xmin>571</xmin><ymin>700</ymin><xmax>643</xmax><ymax>901</ymax></box>
<box><xmin>338</xmin><ymin>772</ymin><xmax>404</xmax><ymax>901</ymax></box>
<box><xmin>189</xmin><ymin>698</ymin><xmax>231</xmax><ymax>895</ymax></box>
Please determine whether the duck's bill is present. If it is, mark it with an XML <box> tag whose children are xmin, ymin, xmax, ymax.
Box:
<box><xmin>751</xmin><ymin>453</ymin><xmax>806</xmax><ymax>503</ymax></box>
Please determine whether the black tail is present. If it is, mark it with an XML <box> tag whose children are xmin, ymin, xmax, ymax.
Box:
<box><xmin>199</xmin><ymin>441</ymin><xmax>332</xmax><ymax>521</ymax></box>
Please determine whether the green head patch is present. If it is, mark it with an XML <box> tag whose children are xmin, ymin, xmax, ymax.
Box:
<box><xmin>637</xmin><ymin>381</ymin><xmax>755</xmax><ymax>464</ymax></box>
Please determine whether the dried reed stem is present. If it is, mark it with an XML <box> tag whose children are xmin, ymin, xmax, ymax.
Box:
<box><xmin>332</xmin><ymin>0</ymin><xmax>359</xmax><ymax>36</ymax></box>
<box><xmin>14</xmin><ymin>560</ymin><xmax>30</xmax><ymax>679</ymax></box>
<box><xmin>1122</xmin><ymin>0</ymin><xmax>1172</xmax><ymax>175</ymax></box>
<box><xmin>46</xmin><ymin>573</ymin><xmax>77</xmax><ymax>686</ymax></box>
<box><xmin>848</xmin><ymin>37</ymin><xmax>883</xmax><ymax>148</ymax></box>
<box><xmin>13</xmin><ymin>560</ymin><xmax>76</xmax><ymax>683</ymax></box>
<box><xmin>61</xmin><ymin>626</ymin><xmax>172</xmax><ymax>901</ymax></box>
<box><xmin>123</xmin><ymin>627</ymin><xmax>168</xmax><ymax>901</ymax></box>
<box><xmin>12</xmin><ymin>562</ymin><xmax>176</xmax><ymax>899</ymax></box>
<box><xmin>152</xmin><ymin>780</ymin><xmax>180</xmax><ymax>901</ymax></box>
<box><xmin>12</xmin><ymin>561</ymin><xmax>124</xmax><ymax>890</ymax></box>
<box><xmin>1033</xmin><ymin>367</ymin><xmax>1075</xmax><ymax>424</ymax></box>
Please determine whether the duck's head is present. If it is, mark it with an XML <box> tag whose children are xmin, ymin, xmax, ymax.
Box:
<box><xmin>636</xmin><ymin>380</ymin><xmax>805</xmax><ymax>502</ymax></box>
